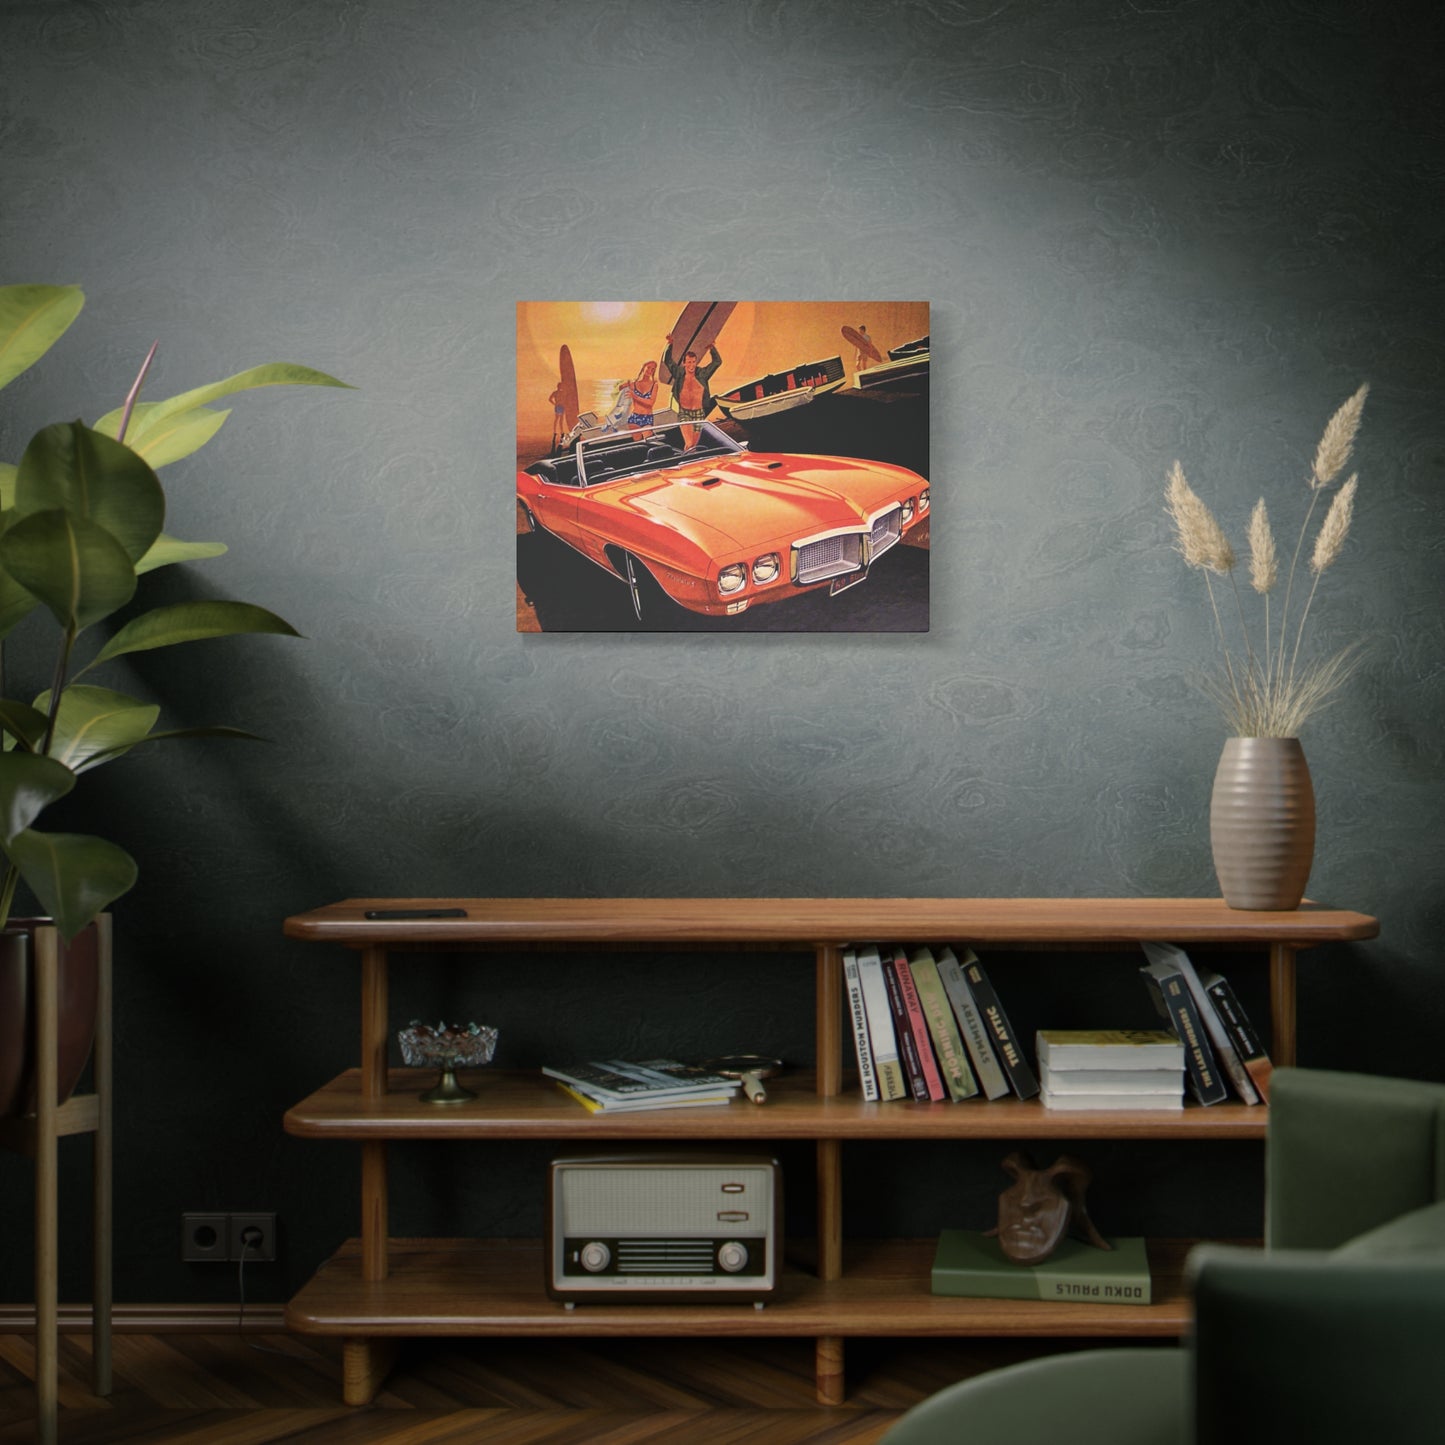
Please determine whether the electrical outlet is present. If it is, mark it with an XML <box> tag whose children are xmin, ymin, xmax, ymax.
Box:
<box><xmin>229</xmin><ymin>1212</ymin><xmax>276</xmax><ymax>1262</ymax></box>
<box><xmin>181</xmin><ymin>1211</ymin><xmax>277</xmax><ymax>1262</ymax></box>
<box><xmin>181</xmin><ymin>1212</ymin><xmax>230</xmax><ymax>1262</ymax></box>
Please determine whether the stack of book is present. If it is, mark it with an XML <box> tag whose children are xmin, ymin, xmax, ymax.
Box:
<box><xmin>543</xmin><ymin>1058</ymin><xmax>740</xmax><ymax>1113</ymax></box>
<box><xmin>1036</xmin><ymin>1029</ymin><xmax>1185</xmax><ymax>1111</ymax></box>
<box><xmin>843</xmin><ymin>943</ymin><xmax>1039</xmax><ymax>1103</ymax></box>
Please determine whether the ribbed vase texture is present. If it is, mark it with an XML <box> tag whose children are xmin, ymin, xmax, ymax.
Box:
<box><xmin>1210</xmin><ymin>738</ymin><xmax>1316</xmax><ymax>911</ymax></box>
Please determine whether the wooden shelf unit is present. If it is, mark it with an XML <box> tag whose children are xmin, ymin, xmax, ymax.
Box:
<box><xmin>281</xmin><ymin>897</ymin><xmax>1379</xmax><ymax>1407</ymax></box>
<box><xmin>0</xmin><ymin>918</ymin><xmax>113</xmax><ymax>1445</ymax></box>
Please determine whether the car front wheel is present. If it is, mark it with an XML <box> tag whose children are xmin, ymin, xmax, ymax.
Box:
<box><xmin>621</xmin><ymin>551</ymin><xmax>685</xmax><ymax>628</ymax></box>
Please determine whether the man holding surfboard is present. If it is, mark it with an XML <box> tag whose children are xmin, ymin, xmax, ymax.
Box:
<box><xmin>661</xmin><ymin>335</ymin><xmax>723</xmax><ymax>447</ymax></box>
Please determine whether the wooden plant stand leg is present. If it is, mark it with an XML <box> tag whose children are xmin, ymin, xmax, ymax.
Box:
<box><xmin>92</xmin><ymin>915</ymin><xmax>113</xmax><ymax>1397</ymax></box>
<box><xmin>35</xmin><ymin>928</ymin><xmax>59</xmax><ymax>1445</ymax></box>
<box><xmin>343</xmin><ymin>1337</ymin><xmax>400</xmax><ymax>1407</ymax></box>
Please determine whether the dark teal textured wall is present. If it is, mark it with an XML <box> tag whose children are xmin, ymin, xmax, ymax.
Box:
<box><xmin>1</xmin><ymin>0</ymin><xmax>1441</xmax><ymax>1304</ymax></box>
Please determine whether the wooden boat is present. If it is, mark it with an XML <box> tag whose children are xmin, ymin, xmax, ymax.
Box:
<box><xmin>856</xmin><ymin>337</ymin><xmax>930</xmax><ymax>392</ymax></box>
<box><xmin>714</xmin><ymin>355</ymin><xmax>846</xmax><ymax>422</ymax></box>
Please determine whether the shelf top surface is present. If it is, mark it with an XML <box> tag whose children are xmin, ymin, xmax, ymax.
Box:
<box><xmin>284</xmin><ymin>1069</ymin><xmax>1269</xmax><ymax>1141</ymax></box>
<box><xmin>283</xmin><ymin>897</ymin><xmax>1378</xmax><ymax>947</ymax></box>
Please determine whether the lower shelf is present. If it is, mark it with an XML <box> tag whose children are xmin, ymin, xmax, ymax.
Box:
<box><xmin>286</xmin><ymin>1237</ymin><xmax>1229</xmax><ymax>1338</ymax></box>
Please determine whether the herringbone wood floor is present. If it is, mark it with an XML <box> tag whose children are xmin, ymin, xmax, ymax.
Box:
<box><xmin>0</xmin><ymin>1332</ymin><xmax>1108</xmax><ymax>1443</ymax></box>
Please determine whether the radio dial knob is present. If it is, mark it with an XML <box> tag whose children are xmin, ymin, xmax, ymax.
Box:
<box><xmin>717</xmin><ymin>1241</ymin><xmax>749</xmax><ymax>1273</ymax></box>
<box><xmin>579</xmin><ymin>1241</ymin><xmax>611</xmax><ymax>1273</ymax></box>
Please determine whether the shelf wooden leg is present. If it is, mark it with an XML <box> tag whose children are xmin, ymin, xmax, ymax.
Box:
<box><xmin>35</xmin><ymin>928</ymin><xmax>59</xmax><ymax>1445</ymax></box>
<box><xmin>816</xmin><ymin>1139</ymin><xmax>842</xmax><ymax>1282</ymax></box>
<box><xmin>361</xmin><ymin>1141</ymin><xmax>389</xmax><ymax>1281</ymax></box>
<box><xmin>342</xmin><ymin>1337</ymin><xmax>399</xmax><ymax>1406</ymax></box>
<box><xmin>815</xmin><ymin>943</ymin><xmax>843</xmax><ymax>1098</ymax></box>
<box><xmin>815</xmin><ymin>1334</ymin><xmax>845</xmax><ymax>1406</ymax></box>
<box><xmin>1269</xmin><ymin>944</ymin><xmax>1297</xmax><ymax>1066</ymax></box>
<box><xmin>92</xmin><ymin>915</ymin><xmax>113</xmax><ymax>1398</ymax></box>
<box><xmin>359</xmin><ymin>945</ymin><xmax>390</xmax><ymax>1281</ymax></box>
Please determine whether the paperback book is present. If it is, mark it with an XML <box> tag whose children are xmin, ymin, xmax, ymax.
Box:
<box><xmin>937</xmin><ymin>946</ymin><xmax>1010</xmax><ymax>1099</ymax></box>
<box><xmin>1200</xmin><ymin>966</ymin><xmax>1273</xmax><ymax>1101</ymax></box>
<box><xmin>960</xmin><ymin>952</ymin><xmax>1040</xmax><ymax>1099</ymax></box>
<box><xmin>857</xmin><ymin>944</ymin><xmax>909</xmax><ymax>1100</ymax></box>
<box><xmin>843</xmin><ymin>948</ymin><xmax>880</xmax><ymax>1101</ymax></box>
<box><xmin>1035</xmin><ymin>1030</ymin><xmax>1184</xmax><ymax>1070</ymax></box>
<box><xmin>1139</xmin><ymin>957</ymin><xmax>1228</xmax><ymax>1105</ymax></box>
<box><xmin>890</xmin><ymin>946</ymin><xmax>947</xmax><ymax>1101</ymax></box>
<box><xmin>931</xmin><ymin>1230</ymin><xmax>1152</xmax><ymax>1304</ymax></box>
<box><xmin>908</xmin><ymin>947</ymin><xmax>980</xmax><ymax>1101</ymax></box>
<box><xmin>543</xmin><ymin>1058</ymin><xmax>741</xmax><ymax>1107</ymax></box>
<box><xmin>554</xmin><ymin>1082</ymin><xmax>734</xmax><ymax>1113</ymax></box>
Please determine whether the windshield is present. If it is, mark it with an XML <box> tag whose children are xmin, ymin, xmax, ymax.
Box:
<box><xmin>575</xmin><ymin>420</ymin><xmax>742</xmax><ymax>486</ymax></box>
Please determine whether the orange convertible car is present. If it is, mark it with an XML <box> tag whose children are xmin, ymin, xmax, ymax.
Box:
<box><xmin>516</xmin><ymin>418</ymin><xmax>929</xmax><ymax>623</ymax></box>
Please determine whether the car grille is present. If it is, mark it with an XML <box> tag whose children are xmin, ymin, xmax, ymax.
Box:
<box><xmin>870</xmin><ymin>506</ymin><xmax>903</xmax><ymax>557</ymax></box>
<box><xmin>794</xmin><ymin>531</ymin><xmax>864</xmax><ymax>585</ymax></box>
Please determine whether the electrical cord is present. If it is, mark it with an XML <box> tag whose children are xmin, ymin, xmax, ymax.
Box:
<box><xmin>236</xmin><ymin>1227</ymin><xmax>294</xmax><ymax>1360</ymax></box>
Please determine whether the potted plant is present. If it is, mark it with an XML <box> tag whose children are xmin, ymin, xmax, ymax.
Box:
<box><xmin>1164</xmin><ymin>382</ymin><xmax>1368</xmax><ymax>910</ymax></box>
<box><xmin>0</xmin><ymin>283</ymin><xmax>348</xmax><ymax>1113</ymax></box>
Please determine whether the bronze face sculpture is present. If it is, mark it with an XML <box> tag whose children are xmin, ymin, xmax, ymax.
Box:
<box><xmin>987</xmin><ymin>1151</ymin><xmax>1113</xmax><ymax>1265</ymax></box>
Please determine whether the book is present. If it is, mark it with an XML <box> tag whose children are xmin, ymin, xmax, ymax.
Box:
<box><xmin>931</xmin><ymin>1229</ymin><xmax>1152</xmax><ymax>1304</ymax></box>
<box><xmin>554</xmin><ymin>1081</ymin><xmax>735</xmax><ymax>1113</ymax></box>
<box><xmin>936</xmin><ymin>946</ymin><xmax>1010</xmax><ymax>1099</ymax></box>
<box><xmin>907</xmin><ymin>947</ymin><xmax>979</xmax><ymax>1101</ymax></box>
<box><xmin>1139</xmin><ymin>959</ymin><xmax>1228</xmax><ymax>1105</ymax></box>
<box><xmin>843</xmin><ymin>948</ymin><xmax>879</xmax><ymax>1101</ymax></box>
<box><xmin>959</xmin><ymin>952</ymin><xmax>1040</xmax><ymax>1100</ymax></box>
<box><xmin>1035</xmin><ymin>1029</ymin><xmax>1184</xmax><ymax>1071</ymax></box>
<box><xmin>1039</xmin><ymin>1060</ymin><xmax>1183</xmax><ymax>1094</ymax></box>
<box><xmin>1199</xmin><ymin>966</ymin><xmax>1273</xmax><ymax>1101</ymax></box>
<box><xmin>880</xmin><ymin>949</ymin><xmax>929</xmax><ymax>1101</ymax></box>
<box><xmin>890</xmin><ymin>946</ymin><xmax>947</xmax><ymax>1101</ymax></box>
<box><xmin>1141</xmin><ymin>943</ymin><xmax>1260</xmax><ymax>1105</ymax></box>
<box><xmin>541</xmin><ymin>1058</ymin><xmax>740</xmax><ymax>1103</ymax></box>
<box><xmin>856</xmin><ymin>944</ymin><xmax>909</xmax><ymax>1100</ymax></box>
<box><xmin>1039</xmin><ymin>1088</ymin><xmax>1183</xmax><ymax>1112</ymax></box>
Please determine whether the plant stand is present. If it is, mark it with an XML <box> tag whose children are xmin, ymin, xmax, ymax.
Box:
<box><xmin>0</xmin><ymin>916</ymin><xmax>113</xmax><ymax>1445</ymax></box>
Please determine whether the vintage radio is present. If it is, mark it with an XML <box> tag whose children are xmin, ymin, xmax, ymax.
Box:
<box><xmin>546</xmin><ymin>1150</ymin><xmax>783</xmax><ymax>1304</ymax></box>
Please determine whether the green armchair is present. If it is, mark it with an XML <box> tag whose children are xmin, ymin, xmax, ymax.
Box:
<box><xmin>881</xmin><ymin>1067</ymin><xmax>1445</xmax><ymax>1445</ymax></box>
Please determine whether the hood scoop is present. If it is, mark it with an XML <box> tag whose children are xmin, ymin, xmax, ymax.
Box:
<box><xmin>698</xmin><ymin>476</ymin><xmax>724</xmax><ymax>488</ymax></box>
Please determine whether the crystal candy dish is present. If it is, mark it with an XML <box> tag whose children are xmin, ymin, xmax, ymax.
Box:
<box><xmin>397</xmin><ymin>1020</ymin><xmax>499</xmax><ymax>1104</ymax></box>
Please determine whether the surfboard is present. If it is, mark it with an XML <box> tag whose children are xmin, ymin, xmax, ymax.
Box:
<box><xmin>663</xmin><ymin>301</ymin><xmax>736</xmax><ymax>371</ymax></box>
<box><xmin>841</xmin><ymin>325</ymin><xmax>883</xmax><ymax>365</ymax></box>
<box><xmin>558</xmin><ymin>345</ymin><xmax>579</xmax><ymax>430</ymax></box>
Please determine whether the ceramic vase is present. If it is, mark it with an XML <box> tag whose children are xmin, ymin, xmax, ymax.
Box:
<box><xmin>1210</xmin><ymin>737</ymin><xmax>1316</xmax><ymax>911</ymax></box>
<box><xmin>0</xmin><ymin>919</ymin><xmax>100</xmax><ymax>1116</ymax></box>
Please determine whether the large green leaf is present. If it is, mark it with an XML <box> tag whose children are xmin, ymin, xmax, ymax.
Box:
<box><xmin>94</xmin><ymin>403</ymin><xmax>231</xmax><ymax>468</ymax></box>
<box><xmin>0</xmin><ymin>464</ymin><xmax>16</xmax><ymax>510</ymax></box>
<box><xmin>134</xmin><ymin>533</ymin><xmax>228</xmax><ymax>576</ymax></box>
<box><xmin>0</xmin><ymin>507</ymin><xmax>39</xmax><ymax>639</ymax></box>
<box><xmin>83</xmin><ymin>600</ymin><xmax>300</xmax><ymax>672</ymax></box>
<box><xmin>2</xmin><ymin>828</ymin><xmax>137</xmax><ymax>941</ymax></box>
<box><xmin>0</xmin><ymin>285</ymin><xmax>84</xmax><ymax>392</ymax></box>
<box><xmin>31</xmin><ymin>685</ymin><xmax>159</xmax><ymax>773</ymax></box>
<box><xmin>0</xmin><ymin>509</ymin><xmax>137</xmax><ymax>631</ymax></box>
<box><xmin>0</xmin><ymin>752</ymin><xmax>75</xmax><ymax>842</ymax></box>
<box><xmin>81</xmin><ymin>723</ymin><xmax>266</xmax><ymax>767</ymax></box>
<box><xmin>14</xmin><ymin>421</ymin><xmax>165</xmax><ymax>563</ymax></box>
<box><xmin>94</xmin><ymin>362</ymin><xmax>351</xmax><ymax>451</ymax></box>
<box><xmin>0</xmin><ymin>698</ymin><xmax>50</xmax><ymax>751</ymax></box>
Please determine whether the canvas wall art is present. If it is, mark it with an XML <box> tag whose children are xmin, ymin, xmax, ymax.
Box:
<box><xmin>515</xmin><ymin>301</ymin><xmax>930</xmax><ymax>632</ymax></box>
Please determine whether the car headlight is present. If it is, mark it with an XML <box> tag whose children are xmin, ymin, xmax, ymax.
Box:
<box><xmin>752</xmin><ymin>553</ymin><xmax>780</xmax><ymax>585</ymax></box>
<box><xmin>900</xmin><ymin>498</ymin><xmax>916</xmax><ymax>524</ymax></box>
<box><xmin>919</xmin><ymin>488</ymin><xmax>930</xmax><ymax>512</ymax></box>
<box><xmin>718</xmin><ymin>563</ymin><xmax>747</xmax><ymax>594</ymax></box>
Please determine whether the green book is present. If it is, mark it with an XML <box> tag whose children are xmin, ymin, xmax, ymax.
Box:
<box><xmin>931</xmin><ymin>1230</ymin><xmax>1152</xmax><ymax>1304</ymax></box>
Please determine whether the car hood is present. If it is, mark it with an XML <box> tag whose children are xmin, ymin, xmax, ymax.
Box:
<box><xmin>608</xmin><ymin>454</ymin><xmax>918</xmax><ymax>551</ymax></box>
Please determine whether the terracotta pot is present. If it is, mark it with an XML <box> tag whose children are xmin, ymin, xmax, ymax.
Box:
<box><xmin>1210</xmin><ymin>737</ymin><xmax>1316</xmax><ymax>911</ymax></box>
<box><xmin>0</xmin><ymin>918</ymin><xmax>100</xmax><ymax>1116</ymax></box>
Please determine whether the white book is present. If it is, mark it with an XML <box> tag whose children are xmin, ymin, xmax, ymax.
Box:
<box><xmin>1041</xmin><ymin>1088</ymin><xmax>1184</xmax><ymax>1112</ymax></box>
<box><xmin>843</xmin><ymin>948</ymin><xmax>879</xmax><ymax>1101</ymax></box>
<box><xmin>1040</xmin><ymin>1061</ymin><xmax>1184</xmax><ymax>1094</ymax></box>
<box><xmin>936</xmin><ymin>946</ymin><xmax>1009</xmax><ymax>1099</ymax></box>
<box><xmin>1141</xmin><ymin>942</ymin><xmax>1260</xmax><ymax>1105</ymax></box>
<box><xmin>856</xmin><ymin>944</ymin><xmax>908</xmax><ymax>1100</ymax></box>
<box><xmin>1035</xmin><ymin>1029</ymin><xmax>1184</xmax><ymax>1071</ymax></box>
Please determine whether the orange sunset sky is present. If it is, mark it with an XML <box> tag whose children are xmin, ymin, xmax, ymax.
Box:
<box><xmin>516</xmin><ymin>301</ymin><xmax>928</xmax><ymax>454</ymax></box>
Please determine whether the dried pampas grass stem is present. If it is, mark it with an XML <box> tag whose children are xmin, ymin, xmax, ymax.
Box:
<box><xmin>1165</xmin><ymin>383</ymin><xmax>1369</xmax><ymax>738</ymax></box>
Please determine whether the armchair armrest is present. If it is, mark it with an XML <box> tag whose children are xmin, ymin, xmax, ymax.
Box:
<box><xmin>1266</xmin><ymin>1066</ymin><xmax>1445</xmax><ymax>1249</ymax></box>
<box><xmin>1191</xmin><ymin>1244</ymin><xmax>1445</xmax><ymax>1443</ymax></box>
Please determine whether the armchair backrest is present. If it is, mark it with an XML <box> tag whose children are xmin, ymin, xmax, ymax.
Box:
<box><xmin>1266</xmin><ymin>1065</ymin><xmax>1445</xmax><ymax>1249</ymax></box>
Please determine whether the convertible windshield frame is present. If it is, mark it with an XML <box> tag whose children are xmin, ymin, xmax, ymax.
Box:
<box><xmin>574</xmin><ymin>419</ymin><xmax>743</xmax><ymax>487</ymax></box>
